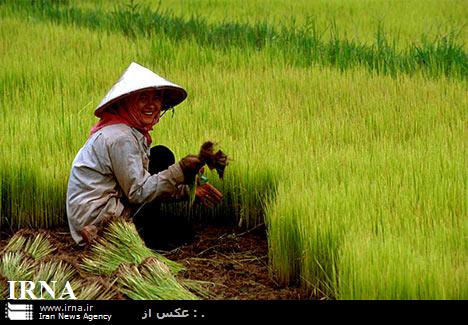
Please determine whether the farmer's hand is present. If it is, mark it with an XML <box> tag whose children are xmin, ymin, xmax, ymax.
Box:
<box><xmin>179</xmin><ymin>155</ymin><xmax>205</xmax><ymax>184</ymax></box>
<box><xmin>196</xmin><ymin>183</ymin><xmax>223</xmax><ymax>208</ymax></box>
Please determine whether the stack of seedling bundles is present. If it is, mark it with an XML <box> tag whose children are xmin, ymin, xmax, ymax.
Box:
<box><xmin>0</xmin><ymin>233</ymin><xmax>116</xmax><ymax>299</ymax></box>
<box><xmin>82</xmin><ymin>219</ymin><xmax>211</xmax><ymax>300</ymax></box>
<box><xmin>0</xmin><ymin>221</ymin><xmax>210</xmax><ymax>300</ymax></box>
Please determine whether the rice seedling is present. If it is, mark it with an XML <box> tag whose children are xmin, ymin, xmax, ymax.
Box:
<box><xmin>74</xmin><ymin>279</ymin><xmax>119</xmax><ymax>300</ymax></box>
<box><xmin>2</xmin><ymin>234</ymin><xmax>27</xmax><ymax>253</ymax></box>
<box><xmin>33</xmin><ymin>260</ymin><xmax>75</xmax><ymax>285</ymax></box>
<box><xmin>4</xmin><ymin>233</ymin><xmax>55</xmax><ymax>259</ymax></box>
<box><xmin>0</xmin><ymin>232</ymin><xmax>122</xmax><ymax>300</ymax></box>
<box><xmin>26</xmin><ymin>234</ymin><xmax>55</xmax><ymax>259</ymax></box>
<box><xmin>1</xmin><ymin>1</ymin><xmax>466</xmax><ymax>80</ymax></box>
<box><xmin>0</xmin><ymin>252</ymin><xmax>35</xmax><ymax>281</ymax></box>
<box><xmin>0</xmin><ymin>234</ymin><xmax>79</xmax><ymax>299</ymax></box>
<box><xmin>178</xmin><ymin>278</ymin><xmax>217</xmax><ymax>300</ymax></box>
<box><xmin>82</xmin><ymin>220</ymin><xmax>184</xmax><ymax>276</ymax></box>
<box><xmin>265</xmin><ymin>187</ymin><xmax>302</xmax><ymax>287</ymax></box>
<box><xmin>3</xmin><ymin>259</ymin><xmax>78</xmax><ymax>300</ymax></box>
<box><xmin>337</xmin><ymin>229</ymin><xmax>467</xmax><ymax>299</ymax></box>
<box><xmin>110</xmin><ymin>0</ymin><xmax>467</xmax><ymax>51</ymax></box>
<box><xmin>0</xmin><ymin>281</ymin><xmax>6</xmax><ymax>299</ymax></box>
<box><xmin>116</xmin><ymin>258</ymin><xmax>198</xmax><ymax>300</ymax></box>
<box><xmin>188</xmin><ymin>141</ymin><xmax>229</xmax><ymax>206</ymax></box>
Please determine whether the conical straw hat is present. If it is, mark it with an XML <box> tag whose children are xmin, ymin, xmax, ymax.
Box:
<box><xmin>94</xmin><ymin>62</ymin><xmax>187</xmax><ymax>117</ymax></box>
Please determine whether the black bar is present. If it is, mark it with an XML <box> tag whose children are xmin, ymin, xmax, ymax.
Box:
<box><xmin>2</xmin><ymin>300</ymin><xmax>466</xmax><ymax>322</ymax></box>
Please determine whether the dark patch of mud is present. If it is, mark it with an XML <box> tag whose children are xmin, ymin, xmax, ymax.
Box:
<box><xmin>164</xmin><ymin>225</ymin><xmax>313</xmax><ymax>300</ymax></box>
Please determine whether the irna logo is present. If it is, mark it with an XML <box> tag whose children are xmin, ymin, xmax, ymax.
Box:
<box><xmin>8</xmin><ymin>281</ymin><xmax>76</xmax><ymax>300</ymax></box>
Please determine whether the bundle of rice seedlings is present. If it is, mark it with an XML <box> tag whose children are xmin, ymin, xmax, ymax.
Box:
<box><xmin>82</xmin><ymin>219</ymin><xmax>184</xmax><ymax>275</ymax></box>
<box><xmin>0</xmin><ymin>251</ymin><xmax>35</xmax><ymax>280</ymax></box>
<box><xmin>32</xmin><ymin>260</ymin><xmax>76</xmax><ymax>299</ymax></box>
<box><xmin>188</xmin><ymin>141</ymin><xmax>229</xmax><ymax>206</ymax></box>
<box><xmin>33</xmin><ymin>260</ymin><xmax>75</xmax><ymax>284</ymax></box>
<box><xmin>4</xmin><ymin>233</ymin><xmax>55</xmax><ymax>259</ymax></box>
<box><xmin>178</xmin><ymin>278</ymin><xmax>217</xmax><ymax>300</ymax></box>
<box><xmin>116</xmin><ymin>257</ymin><xmax>198</xmax><ymax>300</ymax></box>
<box><xmin>74</xmin><ymin>279</ymin><xmax>119</xmax><ymax>300</ymax></box>
<box><xmin>0</xmin><ymin>252</ymin><xmax>36</xmax><ymax>299</ymax></box>
<box><xmin>25</xmin><ymin>233</ymin><xmax>55</xmax><ymax>259</ymax></box>
<box><xmin>0</xmin><ymin>281</ymin><xmax>6</xmax><ymax>299</ymax></box>
<box><xmin>2</xmin><ymin>234</ymin><xmax>27</xmax><ymax>252</ymax></box>
<box><xmin>198</xmin><ymin>141</ymin><xmax>229</xmax><ymax>179</ymax></box>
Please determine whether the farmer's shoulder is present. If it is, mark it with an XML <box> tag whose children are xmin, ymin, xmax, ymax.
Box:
<box><xmin>89</xmin><ymin>124</ymin><xmax>142</xmax><ymax>156</ymax></box>
<box><xmin>98</xmin><ymin>124</ymin><xmax>137</xmax><ymax>146</ymax></box>
<box><xmin>99</xmin><ymin>124</ymin><xmax>133</xmax><ymax>139</ymax></box>
<box><xmin>83</xmin><ymin>125</ymin><xmax>137</xmax><ymax>155</ymax></box>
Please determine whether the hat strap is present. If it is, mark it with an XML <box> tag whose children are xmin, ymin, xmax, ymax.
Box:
<box><xmin>160</xmin><ymin>107</ymin><xmax>175</xmax><ymax>119</ymax></box>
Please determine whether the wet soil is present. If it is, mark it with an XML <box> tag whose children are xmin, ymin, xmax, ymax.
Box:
<box><xmin>164</xmin><ymin>224</ymin><xmax>312</xmax><ymax>300</ymax></box>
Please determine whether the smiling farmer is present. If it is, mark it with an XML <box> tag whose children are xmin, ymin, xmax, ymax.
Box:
<box><xmin>66</xmin><ymin>62</ymin><xmax>223</xmax><ymax>246</ymax></box>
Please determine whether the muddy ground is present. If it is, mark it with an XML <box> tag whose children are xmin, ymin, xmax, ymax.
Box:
<box><xmin>0</xmin><ymin>225</ymin><xmax>313</xmax><ymax>300</ymax></box>
<box><xmin>164</xmin><ymin>224</ymin><xmax>312</xmax><ymax>300</ymax></box>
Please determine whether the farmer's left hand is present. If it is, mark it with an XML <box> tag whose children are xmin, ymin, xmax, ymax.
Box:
<box><xmin>195</xmin><ymin>183</ymin><xmax>223</xmax><ymax>208</ymax></box>
<box><xmin>179</xmin><ymin>155</ymin><xmax>205</xmax><ymax>184</ymax></box>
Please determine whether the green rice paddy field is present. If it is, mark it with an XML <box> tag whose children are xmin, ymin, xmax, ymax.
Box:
<box><xmin>0</xmin><ymin>0</ymin><xmax>466</xmax><ymax>299</ymax></box>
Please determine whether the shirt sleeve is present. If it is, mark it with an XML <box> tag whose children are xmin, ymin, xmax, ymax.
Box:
<box><xmin>108</xmin><ymin>135</ymin><xmax>186</xmax><ymax>205</ymax></box>
<box><xmin>172</xmin><ymin>184</ymin><xmax>190</xmax><ymax>201</ymax></box>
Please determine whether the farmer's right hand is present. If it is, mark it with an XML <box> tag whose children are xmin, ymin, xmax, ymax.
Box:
<box><xmin>196</xmin><ymin>183</ymin><xmax>223</xmax><ymax>208</ymax></box>
<box><xmin>179</xmin><ymin>155</ymin><xmax>205</xmax><ymax>184</ymax></box>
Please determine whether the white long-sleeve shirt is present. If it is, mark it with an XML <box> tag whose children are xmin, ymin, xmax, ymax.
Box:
<box><xmin>66</xmin><ymin>123</ymin><xmax>188</xmax><ymax>245</ymax></box>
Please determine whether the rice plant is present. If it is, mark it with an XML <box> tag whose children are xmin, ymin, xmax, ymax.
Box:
<box><xmin>1</xmin><ymin>1</ymin><xmax>466</xmax><ymax>80</ymax></box>
<box><xmin>74</xmin><ymin>279</ymin><xmax>119</xmax><ymax>300</ymax></box>
<box><xmin>3</xmin><ymin>233</ymin><xmax>55</xmax><ymax>259</ymax></box>
<box><xmin>178</xmin><ymin>278</ymin><xmax>217</xmax><ymax>300</ymax></box>
<box><xmin>0</xmin><ymin>281</ymin><xmax>5</xmax><ymax>299</ymax></box>
<box><xmin>33</xmin><ymin>260</ymin><xmax>75</xmax><ymax>284</ymax></box>
<box><xmin>82</xmin><ymin>219</ymin><xmax>184</xmax><ymax>275</ymax></box>
<box><xmin>116</xmin><ymin>258</ymin><xmax>198</xmax><ymax>300</ymax></box>
<box><xmin>81</xmin><ymin>220</ymin><xmax>212</xmax><ymax>299</ymax></box>
<box><xmin>0</xmin><ymin>252</ymin><xmax>35</xmax><ymax>280</ymax></box>
<box><xmin>2</xmin><ymin>234</ymin><xmax>27</xmax><ymax>253</ymax></box>
<box><xmin>32</xmin><ymin>260</ymin><xmax>76</xmax><ymax>299</ymax></box>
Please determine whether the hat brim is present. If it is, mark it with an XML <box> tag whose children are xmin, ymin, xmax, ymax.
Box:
<box><xmin>94</xmin><ymin>86</ymin><xmax>187</xmax><ymax>118</ymax></box>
